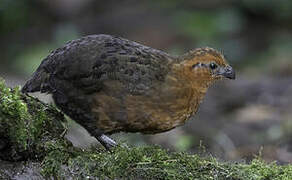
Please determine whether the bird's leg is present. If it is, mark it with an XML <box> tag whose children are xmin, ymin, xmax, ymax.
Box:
<box><xmin>97</xmin><ymin>134</ymin><xmax>117</xmax><ymax>150</ymax></box>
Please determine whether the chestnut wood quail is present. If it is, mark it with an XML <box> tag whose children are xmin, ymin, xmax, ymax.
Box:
<box><xmin>22</xmin><ymin>34</ymin><xmax>235</xmax><ymax>149</ymax></box>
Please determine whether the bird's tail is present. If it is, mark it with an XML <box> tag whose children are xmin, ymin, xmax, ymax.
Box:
<box><xmin>22</xmin><ymin>68</ymin><xmax>49</xmax><ymax>93</ymax></box>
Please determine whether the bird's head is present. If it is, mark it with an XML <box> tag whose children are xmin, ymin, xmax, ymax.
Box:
<box><xmin>177</xmin><ymin>47</ymin><xmax>235</xmax><ymax>83</ymax></box>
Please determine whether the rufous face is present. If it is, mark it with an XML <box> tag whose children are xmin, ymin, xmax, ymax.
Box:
<box><xmin>183</xmin><ymin>47</ymin><xmax>235</xmax><ymax>81</ymax></box>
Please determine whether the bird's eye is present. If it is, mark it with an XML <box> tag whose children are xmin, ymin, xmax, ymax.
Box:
<box><xmin>209</xmin><ymin>63</ymin><xmax>218</xmax><ymax>70</ymax></box>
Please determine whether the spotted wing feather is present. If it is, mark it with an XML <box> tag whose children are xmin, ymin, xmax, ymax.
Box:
<box><xmin>22</xmin><ymin>34</ymin><xmax>173</xmax><ymax>95</ymax></box>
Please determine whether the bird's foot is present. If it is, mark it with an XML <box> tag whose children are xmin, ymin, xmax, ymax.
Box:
<box><xmin>60</xmin><ymin>124</ymin><xmax>68</xmax><ymax>138</ymax></box>
<box><xmin>97</xmin><ymin>134</ymin><xmax>117</xmax><ymax>150</ymax></box>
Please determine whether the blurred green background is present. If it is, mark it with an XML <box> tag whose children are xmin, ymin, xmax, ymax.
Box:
<box><xmin>1</xmin><ymin>0</ymin><xmax>292</xmax><ymax>164</ymax></box>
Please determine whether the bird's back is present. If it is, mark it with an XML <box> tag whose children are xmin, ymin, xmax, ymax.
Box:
<box><xmin>22</xmin><ymin>34</ymin><xmax>173</xmax><ymax>95</ymax></box>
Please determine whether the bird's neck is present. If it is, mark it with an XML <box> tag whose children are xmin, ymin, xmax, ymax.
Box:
<box><xmin>168</xmin><ymin>71</ymin><xmax>212</xmax><ymax>106</ymax></box>
<box><xmin>169</xmin><ymin>62</ymin><xmax>214</xmax><ymax>96</ymax></box>
<box><xmin>158</xmin><ymin>64</ymin><xmax>213</xmax><ymax>126</ymax></box>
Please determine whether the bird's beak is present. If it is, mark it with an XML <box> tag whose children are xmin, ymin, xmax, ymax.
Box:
<box><xmin>222</xmin><ymin>66</ymin><xmax>235</xmax><ymax>79</ymax></box>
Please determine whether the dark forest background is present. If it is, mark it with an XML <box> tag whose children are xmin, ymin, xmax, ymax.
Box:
<box><xmin>1</xmin><ymin>0</ymin><xmax>292</xmax><ymax>164</ymax></box>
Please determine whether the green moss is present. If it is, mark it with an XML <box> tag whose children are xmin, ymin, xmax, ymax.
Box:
<box><xmin>40</xmin><ymin>145</ymin><xmax>292</xmax><ymax>180</ymax></box>
<box><xmin>41</xmin><ymin>139</ymin><xmax>77</xmax><ymax>176</ymax></box>
<box><xmin>0</xmin><ymin>80</ymin><xmax>29</xmax><ymax>149</ymax></box>
<box><xmin>0</xmin><ymin>78</ymin><xmax>66</xmax><ymax>161</ymax></box>
<box><xmin>1</xmin><ymin>78</ymin><xmax>292</xmax><ymax>179</ymax></box>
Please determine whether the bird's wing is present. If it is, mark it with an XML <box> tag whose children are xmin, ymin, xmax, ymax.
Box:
<box><xmin>89</xmin><ymin>39</ymin><xmax>172</xmax><ymax>95</ymax></box>
<box><xmin>22</xmin><ymin>35</ymin><xmax>173</xmax><ymax>95</ymax></box>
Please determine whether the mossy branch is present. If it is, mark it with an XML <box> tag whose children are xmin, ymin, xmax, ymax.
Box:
<box><xmin>0</xmin><ymin>79</ymin><xmax>292</xmax><ymax>179</ymax></box>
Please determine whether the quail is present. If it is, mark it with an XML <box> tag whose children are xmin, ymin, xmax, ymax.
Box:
<box><xmin>22</xmin><ymin>34</ymin><xmax>235</xmax><ymax>149</ymax></box>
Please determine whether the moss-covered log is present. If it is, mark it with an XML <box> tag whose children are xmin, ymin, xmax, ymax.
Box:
<box><xmin>0</xmin><ymin>78</ymin><xmax>69</xmax><ymax>162</ymax></box>
<box><xmin>1</xmin><ymin>79</ymin><xmax>292</xmax><ymax>179</ymax></box>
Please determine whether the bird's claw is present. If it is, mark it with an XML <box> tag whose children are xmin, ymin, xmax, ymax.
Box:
<box><xmin>97</xmin><ymin>134</ymin><xmax>117</xmax><ymax>150</ymax></box>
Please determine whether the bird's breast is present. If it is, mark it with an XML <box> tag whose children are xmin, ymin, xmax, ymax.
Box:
<box><xmin>90</xmin><ymin>77</ymin><xmax>204</xmax><ymax>134</ymax></box>
<box><xmin>123</xmin><ymin>91</ymin><xmax>200</xmax><ymax>134</ymax></box>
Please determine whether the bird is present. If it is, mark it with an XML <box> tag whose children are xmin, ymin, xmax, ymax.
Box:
<box><xmin>22</xmin><ymin>34</ymin><xmax>235</xmax><ymax>149</ymax></box>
